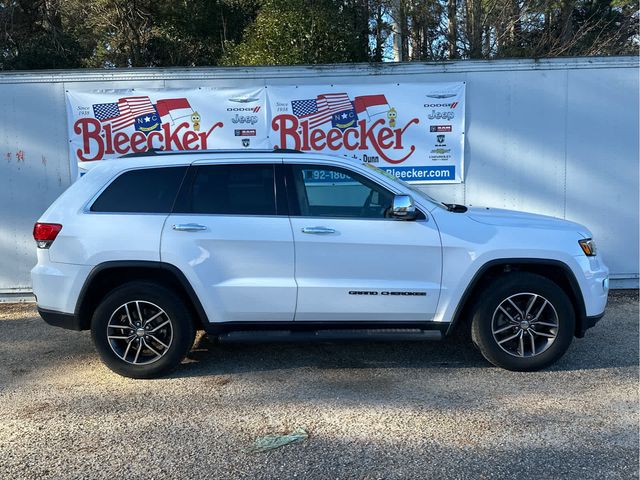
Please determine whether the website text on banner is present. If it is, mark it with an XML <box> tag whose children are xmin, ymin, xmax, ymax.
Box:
<box><xmin>268</xmin><ymin>82</ymin><xmax>465</xmax><ymax>184</ymax></box>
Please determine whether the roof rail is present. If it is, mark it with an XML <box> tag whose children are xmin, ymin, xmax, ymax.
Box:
<box><xmin>120</xmin><ymin>147</ymin><xmax>303</xmax><ymax>158</ymax></box>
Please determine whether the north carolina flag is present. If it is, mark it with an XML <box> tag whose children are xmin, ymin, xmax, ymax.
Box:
<box><xmin>155</xmin><ymin>98</ymin><xmax>193</xmax><ymax>121</ymax></box>
<box><xmin>353</xmin><ymin>94</ymin><xmax>390</xmax><ymax>118</ymax></box>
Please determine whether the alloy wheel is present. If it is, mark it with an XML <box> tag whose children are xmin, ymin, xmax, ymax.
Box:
<box><xmin>491</xmin><ymin>293</ymin><xmax>559</xmax><ymax>358</ymax></box>
<box><xmin>106</xmin><ymin>301</ymin><xmax>173</xmax><ymax>365</ymax></box>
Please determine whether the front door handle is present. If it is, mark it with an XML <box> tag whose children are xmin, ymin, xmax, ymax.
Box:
<box><xmin>301</xmin><ymin>226</ymin><xmax>336</xmax><ymax>234</ymax></box>
<box><xmin>173</xmin><ymin>223</ymin><xmax>207</xmax><ymax>232</ymax></box>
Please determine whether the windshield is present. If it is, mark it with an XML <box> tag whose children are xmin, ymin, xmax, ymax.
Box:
<box><xmin>363</xmin><ymin>163</ymin><xmax>447</xmax><ymax>209</ymax></box>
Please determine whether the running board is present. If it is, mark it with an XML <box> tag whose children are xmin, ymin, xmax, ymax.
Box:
<box><xmin>216</xmin><ymin>328</ymin><xmax>443</xmax><ymax>343</ymax></box>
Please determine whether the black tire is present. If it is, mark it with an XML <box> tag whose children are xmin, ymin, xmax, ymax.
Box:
<box><xmin>91</xmin><ymin>281</ymin><xmax>196</xmax><ymax>379</ymax></box>
<box><xmin>471</xmin><ymin>272</ymin><xmax>575</xmax><ymax>371</ymax></box>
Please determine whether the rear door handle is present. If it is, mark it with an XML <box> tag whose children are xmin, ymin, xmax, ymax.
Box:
<box><xmin>301</xmin><ymin>226</ymin><xmax>336</xmax><ymax>234</ymax></box>
<box><xmin>173</xmin><ymin>223</ymin><xmax>207</xmax><ymax>232</ymax></box>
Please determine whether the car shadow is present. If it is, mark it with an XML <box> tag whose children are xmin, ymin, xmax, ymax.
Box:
<box><xmin>170</xmin><ymin>291</ymin><xmax>639</xmax><ymax>379</ymax></box>
<box><xmin>0</xmin><ymin>291</ymin><xmax>637</xmax><ymax>387</ymax></box>
<box><xmin>168</xmin><ymin>313</ymin><xmax>638</xmax><ymax>379</ymax></box>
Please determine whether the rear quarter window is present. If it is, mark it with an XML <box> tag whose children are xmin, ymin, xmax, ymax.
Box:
<box><xmin>90</xmin><ymin>166</ymin><xmax>188</xmax><ymax>213</ymax></box>
<box><xmin>173</xmin><ymin>164</ymin><xmax>278</xmax><ymax>215</ymax></box>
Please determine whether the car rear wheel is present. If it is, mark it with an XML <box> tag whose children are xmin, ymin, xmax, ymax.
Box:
<box><xmin>471</xmin><ymin>272</ymin><xmax>575</xmax><ymax>371</ymax></box>
<box><xmin>91</xmin><ymin>281</ymin><xmax>195</xmax><ymax>378</ymax></box>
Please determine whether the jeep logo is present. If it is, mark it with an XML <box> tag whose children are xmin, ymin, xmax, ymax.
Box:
<box><xmin>231</xmin><ymin>114</ymin><xmax>259</xmax><ymax>125</ymax></box>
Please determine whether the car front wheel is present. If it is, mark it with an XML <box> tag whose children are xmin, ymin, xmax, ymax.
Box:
<box><xmin>471</xmin><ymin>272</ymin><xmax>576</xmax><ymax>371</ymax></box>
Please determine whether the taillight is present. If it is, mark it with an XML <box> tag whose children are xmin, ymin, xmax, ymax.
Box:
<box><xmin>33</xmin><ymin>223</ymin><xmax>62</xmax><ymax>249</ymax></box>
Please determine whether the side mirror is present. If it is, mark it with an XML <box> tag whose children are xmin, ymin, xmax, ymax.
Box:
<box><xmin>391</xmin><ymin>194</ymin><xmax>417</xmax><ymax>220</ymax></box>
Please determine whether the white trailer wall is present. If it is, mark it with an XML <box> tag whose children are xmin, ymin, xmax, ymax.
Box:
<box><xmin>0</xmin><ymin>56</ymin><xmax>637</xmax><ymax>298</ymax></box>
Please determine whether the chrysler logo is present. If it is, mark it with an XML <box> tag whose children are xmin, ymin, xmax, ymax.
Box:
<box><xmin>228</xmin><ymin>97</ymin><xmax>260</xmax><ymax>103</ymax></box>
<box><xmin>426</xmin><ymin>93</ymin><xmax>456</xmax><ymax>99</ymax></box>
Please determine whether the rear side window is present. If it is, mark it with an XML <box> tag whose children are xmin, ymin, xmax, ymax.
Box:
<box><xmin>91</xmin><ymin>167</ymin><xmax>187</xmax><ymax>213</ymax></box>
<box><xmin>174</xmin><ymin>164</ymin><xmax>277</xmax><ymax>215</ymax></box>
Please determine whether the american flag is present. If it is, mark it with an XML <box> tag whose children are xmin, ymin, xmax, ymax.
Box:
<box><xmin>92</xmin><ymin>96</ymin><xmax>156</xmax><ymax>132</ymax></box>
<box><xmin>291</xmin><ymin>93</ymin><xmax>353</xmax><ymax>128</ymax></box>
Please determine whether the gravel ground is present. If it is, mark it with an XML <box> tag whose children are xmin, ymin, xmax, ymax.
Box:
<box><xmin>0</xmin><ymin>291</ymin><xmax>637</xmax><ymax>480</ymax></box>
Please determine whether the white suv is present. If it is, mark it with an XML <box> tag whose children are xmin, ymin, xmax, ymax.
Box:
<box><xmin>31</xmin><ymin>150</ymin><xmax>609</xmax><ymax>378</ymax></box>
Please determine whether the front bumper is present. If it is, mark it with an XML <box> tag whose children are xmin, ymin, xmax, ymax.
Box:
<box><xmin>576</xmin><ymin>312</ymin><xmax>605</xmax><ymax>338</ymax></box>
<box><xmin>38</xmin><ymin>308</ymin><xmax>83</xmax><ymax>331</ymax></box>
<box><xmin>573</xmin><ymin>254</ymin><xmax>609</xmax><ymax>311</ymax></box>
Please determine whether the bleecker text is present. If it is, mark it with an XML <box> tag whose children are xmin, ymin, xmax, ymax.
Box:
<box><xmin>74</xmin><ymin>118</ymin><xmax>223</xmax><ymax>162</ymax></box>
<box><xmin>271</xmin><ymin>114</ymin><xmax>419</xmax><ymax>164</ymax></box>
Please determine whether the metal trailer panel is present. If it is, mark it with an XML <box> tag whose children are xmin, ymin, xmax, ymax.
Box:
<box><xmin>564</xmin><ymin>66</ymin><xmax>639</xmax><ymax>284</ymax></box>
<box><xmin>461</xmin><ymin>68</ymin><xmax>567</xmax><ymax>217</ymax></box>
<box><xmin>0</xmin><ymin>57</ymin><xmax>637</xmax><ymax>299</ymax></box>
<box><xmin>0</xmin><ymin>82</ymin><xmax>70</xmax><ymax>295</ymax></box>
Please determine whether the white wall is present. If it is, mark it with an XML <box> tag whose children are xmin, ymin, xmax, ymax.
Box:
<box><xmin>0</xmin><ymin>56</ymin><xmax>637</xmax><ymax>296</ymax></box>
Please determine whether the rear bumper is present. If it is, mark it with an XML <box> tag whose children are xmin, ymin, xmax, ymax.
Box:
<box><xmin>38</xmin><ymin>307</ymin><xmax>83</xmax><ymax>331</ymax></box>
<box><xmin>31</xmin><ymin>260</ymin><xmax>92</xmax><ymax>314</ymax></box>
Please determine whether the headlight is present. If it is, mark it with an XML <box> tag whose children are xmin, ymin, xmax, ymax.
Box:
<box><xmin>579</xmin><ymin>238</ymin><xmax>597</xmax><ymax>256</ymax></box>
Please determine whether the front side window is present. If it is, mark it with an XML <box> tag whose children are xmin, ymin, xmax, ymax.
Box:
<box><xmin>290</xmin><ymin>164</ymin><xmax>394</xmax><ymax>219</ymax></box>
<box><xmin>364</xmin><ymin>163</ymin><xmax>446</xmax><ymax>210</ymax></box>
<box><xmin>91</xmin><ymin>166</ymin><xmax>187</xmax><ymax>213</ymax></box>
<box><xmin>175</xmin><ymin>164</ymin><xmax>277</xmax><ymax>215</ymax></box>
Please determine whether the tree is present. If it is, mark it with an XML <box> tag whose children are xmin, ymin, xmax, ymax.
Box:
<box><xmin>0</xmin><ymin>0</ymin><xmax>87</xmax><ymax>69</ymax></box>
<box><xmin>370</xmin><ymin>0</ymin><xmax>393</xmax><ymax>61</ymax></box>
<box><xmin>1</xmin><ymin>0</ymin><xmax>637</xmax><ymax>70</ymax></box>
<box><xmin>1</xmin><ymin>0</ymin><xmax>258</xmax><ymax>69</ymax></box>
<box><xmin>221</xmin><ymin>0</ymin><xmax>371</xmax><ymax>65</ymax></box>
<box><xmin>448</xmin><ymin>0</ymin><xmax>459</xmax><ymax>58</ymax></box>
<box><xmin>68</xmin><ymin>0</ymin><xmax>258</xmax><ymax>67</ymax></box>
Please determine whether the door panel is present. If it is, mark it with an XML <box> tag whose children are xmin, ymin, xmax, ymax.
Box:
<box><xmin>290</xmin><ymin>217</ymin><xmax>441</xmax><ymax>321</ymax></box>
<box><xmin>161</xmin><ymin>163</ymin><xmax>296</xmax><ymax>324</ymax></box>
<box><xmin>287</xmin><ymin>164</ymin><xmax>442</xmax><ymax>322</ymax></box>
<box><xmin>162</xmin><ymin>215</ymin><xmax>296</xmax><ymax>323</ymax></box>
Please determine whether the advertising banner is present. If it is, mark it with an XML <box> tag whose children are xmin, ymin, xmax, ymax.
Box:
<box><xmin>65</xmin><ymin>82</ymin><xmax>465</xmax><ymax>183</ymax></box>
<box><xmin>65</xmin><ymin>88</ymin><xmax>269</xmax><ymax>174</ymax></box>
<box><xmin>268</xmin><ymin>82</ymin><xmax>465</xmax><ymax>183</ymax></box>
